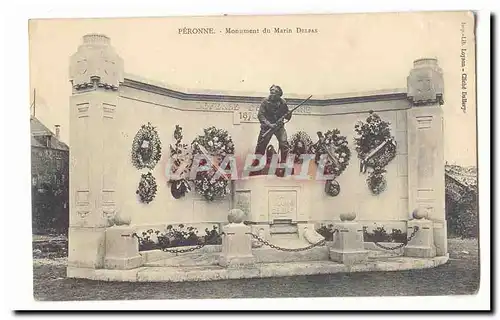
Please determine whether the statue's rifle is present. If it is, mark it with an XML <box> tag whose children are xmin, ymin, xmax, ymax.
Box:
<box><xmin>257</xmin><ymin>95</ymin><xmax>313</xmax><ymax>146</ymax></box>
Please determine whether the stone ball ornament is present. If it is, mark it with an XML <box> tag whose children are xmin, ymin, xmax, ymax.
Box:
<box><xmin>106</xmin><ymin>209</ymin><xmax>132</xmax><ymax>227</ymax></box>
<box><xmin>113</xmin><ymin>210</ymin><xmax>132</xmax><ymax>226</ymax></box>
<box><xmin>228</xmin><ymin>208</ymin><xmax>246</xmax><ymax>224</ymax></box>
<box><xmin>340</xmin><ymin>212</ymin><xmax>356</xmax><ymax>222</ymax></box>
<box><xmin>412</xmin><ymin>207</ymin><xmax>429</xmax><ymax>220</ymax></box>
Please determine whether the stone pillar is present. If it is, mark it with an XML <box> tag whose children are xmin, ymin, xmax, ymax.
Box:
<box><xmin>219</xmin><ymin>209</ymin><xmax>256</xmax><ymax>267</ymax></box>
<box><xmin>104</xmin><ymin>226</ymin><xmax>143</xmax><ymax>270</ymax></box>
<box><xmin>329</xmin><ymin>213</ymin><xmax>368</xmax><ymax>265</ymax></box>
<box><xmin>406</xmin><ymin>58</ymin><xmax>447</xmax><ymax>256</ymax></box>
<box><xmin>67</xmin><ymin>34</ymin><xmax>124</xmax><ymax>271</ymax></box>
<box><xmin>404</xmin><ymin>210</ymin><xmax>437</xmax><ymax>258</ymax></box>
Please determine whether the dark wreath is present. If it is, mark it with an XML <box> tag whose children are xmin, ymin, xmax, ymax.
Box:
<box><xmin>136</xmin><ymin>172</ymin><xmax>158</xmax><ymax>204</ymax></box>
<box><xmin>131</xmin><ymin>122</ymin><xmax>162</xmax><ymax>170</ymax></box>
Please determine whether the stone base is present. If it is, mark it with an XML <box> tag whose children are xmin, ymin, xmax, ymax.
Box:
<box><xmin>67</xmin><ymin>227</ymin><xmax>106</xmax><ymax>269</ymax></box>
<box><xmin>254</xmin><ymin>245</ymin><xmax>329</xmax><ymax>263</ymax></box>
<box><xmin>404</xmin><ymin>245</ymin><xmax>437</xmax><ymax>258</ymax></box>
<box><xmin>433</xmin><ymin>220</ymin><xmax>448</xmax><ymax>256</ymax></box>
<box><xmin>329</xmin><ymin>249</ymin><xmax>369</xmax><ymax>265</ymax></box>
<box><xmin>104</xmin><ymin>255</ymin><xmax>143</xmax><ymax>270</ymax></box>
<box><xmin>218</xmin><ymin>255</ymin><xmax>256</xmax><ymax>268</ymax></box>
<box><xmin>66</xmin><ymin>255</ymin><xmax>449</xmax><ymax>282</ymax></box>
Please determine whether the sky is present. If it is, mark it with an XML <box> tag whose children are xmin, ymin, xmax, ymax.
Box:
<box><xmin>28</xmin><ymin>11</ymin><xmax>477</xmax><ymax>166</ymax></box>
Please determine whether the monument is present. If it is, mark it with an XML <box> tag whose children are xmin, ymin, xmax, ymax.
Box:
<box><xmin>66</xmin><ymin>34</ymin><xmax>449</xmax><ymax>281</ymax></box>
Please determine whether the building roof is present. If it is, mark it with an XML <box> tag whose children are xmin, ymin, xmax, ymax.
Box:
<box><xmin>445</xmin><ymin>164</ymin><xmax>477</xmax><ymax>189</ymax></box>
<box><xmin>30</xmin><ymin>116</ymin><xmax>69</xmax><ymax>151</ymax></box>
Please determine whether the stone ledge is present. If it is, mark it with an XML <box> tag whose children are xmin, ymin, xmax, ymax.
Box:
<box><xmin>66</xmin><ymin>255</ymin><xmax>449</xmax><ymax>282</ymax></box>
<box><xmin>104</xmin><ymin>255</ymin><xmax>143</xmax><ymax>270</ymax></box>
<box><xmin>140</xmin><ymin>245</ymin><xmax>222</xmax><ymax>264</ymax></box>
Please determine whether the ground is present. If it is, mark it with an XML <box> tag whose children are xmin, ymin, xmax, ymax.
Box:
<box><xmin>32</xmin><ymin>238</ymin><xmax>479</xmax><ymax>301</ymax></box>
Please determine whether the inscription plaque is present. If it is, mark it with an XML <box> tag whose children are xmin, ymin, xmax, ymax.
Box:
<box><xmin>268</xmin><ymin>191</ymin><xmax>297</xmax><ymax>222</ymax></box>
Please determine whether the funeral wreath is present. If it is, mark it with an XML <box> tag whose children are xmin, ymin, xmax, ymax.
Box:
<box><xmin>311</xmin><ymin>129</ymin><xmax>351</xmax><ymax>196</ymax></box>
<box><xmin>136</xmin><ymin>172</ymin><xmax>158</xmax><ymax>204</ymax></box>
<box><xmin>168</xmin><ymin>125</ymin><xmax>193</xmax><ymax>199</ymax></box>
<box><xmin>354</xmin><ymin>111</ymin><xmax>397</xmax><ymax>195</ymax></box>
<box><xmin>191</xmin><ymin>126</ymin><xmax>235</xmax><ymax>201</ymax></box>
<box><xmin>289</xmin><ymin>131</ymin><xmax>313</xmax><ymax>164</ymax></box>
<box><xmin>131</xmin><ymin>122</ymin><xmax>162</xmax><ymax>170</ymax></box>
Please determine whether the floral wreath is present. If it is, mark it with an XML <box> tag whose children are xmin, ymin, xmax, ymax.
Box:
<box><xmin>136</xmin><ymin>172</ymin><xmax>158</xmax><ymax>204</ymax></box>
<box><xmin>168</xmin><ymin>125</ymin><xmax>193</xmax><ymax>199</ymax></box>
<box><xmin>131</xmin><ymin>122</ymin><xmax>162</xmax><ymax>170</ymax></box>
<box><xmin>289</xmin><ymin>131</ymin><xmax>313</xmax><ymax>163</ymax></box>
<box><xmin>366</xmin><ymin>167</ymin><xmax>387</xmax><ymax>195</ymax></box>
<box><xmin>354</xmin><ymin>111</ymin><xmax>397</xmax><ymax>195</ymax></box>
<box><xmin>191</xmin><ymin>126</ymin><xmax>235</xmax><ymax>201</ymax></box>
<box><xmin>310</xmin><ymin>129</ymin><xmax>351</xmax><ymax>196</ymax></box>
<box><xmin>324</xmin><ymin>179</ymin><xmax>341</xmax><ymax>197</ymax></box>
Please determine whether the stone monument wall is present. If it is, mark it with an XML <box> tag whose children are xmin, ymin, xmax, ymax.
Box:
<box><xmin>67</xmin><ymin>35</ymin><xmax>446</xmax><ymax>268</ymax></box>
<box><xmin>112</xmin><ymin>80</ymin><xmax>412</xmax><ymax>227</ymax></box>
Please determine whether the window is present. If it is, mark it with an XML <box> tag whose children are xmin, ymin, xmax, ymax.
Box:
<box><xmin>56</xmin><ymin>157</ymin><xmax>62</xmax><ymax>170</ymax></box>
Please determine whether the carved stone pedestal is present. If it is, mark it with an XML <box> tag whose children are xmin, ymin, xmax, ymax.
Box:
<box><xmin>104</xmin><ymin>226</ymin><xmax>143</xmax><ymax>270</ymax></box>
<box><xmin>329</xmin><ymin>218</ymin><xmax>369</xmax><ymax>265</ymax></box>
<box><xmin>219</xmin><ymin>209</ymin><xmax>256</xmax><ymax>267</ymax></box>
<box><xmin>404</xmin><ymin>218</ymin><xmax>436</xmax><ymax>258</ymax></box>
<box><xmin>234</xmin><ymin>175</ymin><xmax>317</xmax><ymax>245</ymax></box>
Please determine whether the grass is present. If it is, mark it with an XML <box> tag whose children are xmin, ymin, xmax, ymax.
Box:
<box><xmin>33</xmin><ymin>238</ymin><xmax>480</xmax><ymax>301</ymax></box>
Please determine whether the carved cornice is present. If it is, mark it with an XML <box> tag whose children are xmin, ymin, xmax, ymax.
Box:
<box><xmin>407</xmin><ymin>58</ymin><xmax>445</xmax><ymax>107</ymax></box>
<box><xmin>72</xmin><ymin>80</ymin><xmax>119</xmax><ymax>92</ymax></box>
<box><xmin>69</xmin><ymin>34</ymin><xmax>124</xmax><ymax>91</ymax></box>
<box><xmin>122</xmin><ymin>77</ymin><xmax>408</xmax><ymax>106</ymax></box>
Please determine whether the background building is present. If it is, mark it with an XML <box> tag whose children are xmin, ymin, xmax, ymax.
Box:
<box><xmin>31</xmin><ymin>116</ymin><xmax>69</xmax><ymax>235</ymax></box>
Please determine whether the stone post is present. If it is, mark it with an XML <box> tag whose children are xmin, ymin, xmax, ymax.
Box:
<box><xmin>219</xmin><ymin>209</ymin><xmax>256</xmax><ymax>267</ymax></box>
<box><xmin>67</xmin><ymin>34</ymin><xmax>124</xmax><ymax>273</ymax></box>
<box><xmin>329</xmin><ymin>213</ymin><xmax>369</xmax><ymax>265</ymax></box>
<box><xmin>404</xmin><ymin>209</ymin><xmax>437</xmax><ymax>258</ymax></box>
<box><xmin>406</xmin><ymin>58</ymin><xmax>447</xmax><ymax>256</ymax></box>
<box><xmin>104</xmin><ymin>226</ymin><xmax>143</xmax><ymax>270</ymax></box>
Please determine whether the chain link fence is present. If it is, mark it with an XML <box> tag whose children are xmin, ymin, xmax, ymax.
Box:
<box><xmin>371</xmin><ymin>226</ymin><xmax>419</xmax><ymax>251</ymax></box>
<box><xmin>245</xmin><ymin>229</ymin><xmax>338</xmax><ymax>252</ymax></box>
<box><xmin>131</xmin><ymin>226</ymin><xmax>419</xmax><ymax>255</ymax></box>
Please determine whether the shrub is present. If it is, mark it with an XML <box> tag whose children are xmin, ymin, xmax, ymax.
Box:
<box><xmin>316</xmin><ymin>224</ymin><xmax>335</xmax><ymax>241</ymax></box>
<box><xmin>32</xmin><ymin>184</ymin><xmax>69</xmax><ymax>235</ymax></box>
<box><xmin>363</xmin><ymin>226</ymin><xmax>406</xmax><ymax>243</ymax></box>
<box><xmin>363</xmin><ymin>226</ymin><xmax>389</xmax><ymax>242</ymax></box>
<box><xmin>389</xmin><ymin>228</ymin><xmax>407</xmax><ymax>243</ymax></box>
<box><xmin>204</xmin><ymin>225</ymin><xmax>222</xmax><ymax>245</ymax></box>
<box><xmin>446</xmin><ymin>190</ymin><xmax>478</xmax><ymax>239</ymax></box>
<box><xmin>136</xmin><ymin>224</ymin><xmax>222</xmax><ymax>251</ymax></box>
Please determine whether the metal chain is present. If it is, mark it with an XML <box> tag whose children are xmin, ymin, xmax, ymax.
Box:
<box><xmin>130</xmin><ymin>232</ymin><xmax>208</xmax><ymax>254</ymax></box>
<box><xmin>160</xmin><ymin>243</ymin><xmax>206</xmax><ymax>254</ymax></box>
<box><xmin>245</xmin><ymin>230</ymin><xmax>337</xmax><ymax>252</ymax></box>
<box><xmin>372</xmin><ymin>226</ymin><xmax>420</xmax><ymax>251</ymax></box>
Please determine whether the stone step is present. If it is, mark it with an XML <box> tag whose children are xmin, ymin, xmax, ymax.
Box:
<box><xmin>269</xmin><ymin>224</ymin><xmax>298</xmax><ymax>235</ymax></box>
<box><xmin>269</xmin><ymin>233</ymin><xmax>300</xmax><ymax>240</ymax></box>
<box><xmin>253</xmin><ymin>246</ymin><xmax>329</xmax><ymax>263</ymax></box>
<box><xmin>144</xmin><ymin>252</ymin><xmax>219</xmax><ymax>267</ymax></box>
<box><xmin>146</xmin><ymin>242</ymin><xmax>332</xmax><ymax>267</ymax></box>
<box><xmin>123</xmin><ymin>255</ymin><xmax>449</xmax><ymax>282</ymax></box>
<box><xmin>367</xmin><ymin>250</ymin><xmax>402</xmax><ymax>259</ymax></box>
